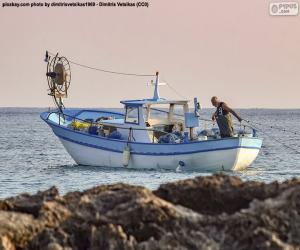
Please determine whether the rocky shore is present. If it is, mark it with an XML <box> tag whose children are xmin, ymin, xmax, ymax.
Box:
<box><xmin>0</xmin><ymin>174</ymin><xmax>300</xmax><ymax>250</ymax></box>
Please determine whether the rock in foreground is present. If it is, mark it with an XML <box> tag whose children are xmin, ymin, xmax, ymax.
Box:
<box><xmin>0</xmin><ymin>174</ymin><xmax>299</xmax><ymax>250</ymax></box>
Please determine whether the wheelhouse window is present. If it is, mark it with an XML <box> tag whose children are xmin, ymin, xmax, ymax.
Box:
<box><xmin>125</xmin><ymin>106</ymin><xmax>139</xmax><ymax>124</ymax></box>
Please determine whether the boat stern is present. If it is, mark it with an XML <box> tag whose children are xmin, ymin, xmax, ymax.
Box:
<box><xmin>232</xmin><ymin>137</ymin><xmax>263</xmax><ymax>171</ymax></box>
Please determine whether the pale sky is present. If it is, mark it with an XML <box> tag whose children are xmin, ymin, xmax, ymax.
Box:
<box><xmin>0</xmin><ymin>0</ymin><xmax>299</xmax><ymax>108</ymax></box>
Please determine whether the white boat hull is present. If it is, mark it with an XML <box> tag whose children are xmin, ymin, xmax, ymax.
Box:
<box><xmin>59</xmin><ymin>137</ymin><xmax>260</xmax><ymax>171</ymax></box>
<box><xmin>41</xmin><ymin>110</ymin><xmax>262</xmax><ymax>171</ymax></box>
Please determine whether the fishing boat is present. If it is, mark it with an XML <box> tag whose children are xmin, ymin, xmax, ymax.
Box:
<box><xmin>40</xmin><ymin>52</ymin><xmax>262</xmax><ymax>171</ymax></box>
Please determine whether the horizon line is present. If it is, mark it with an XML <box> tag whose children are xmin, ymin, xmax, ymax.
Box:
<box><xmin>0</xmin><ymin>106</ymin><xmax>300</xmax><ymax>110</ymax></box>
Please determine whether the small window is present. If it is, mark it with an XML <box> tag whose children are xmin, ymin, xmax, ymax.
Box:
<box><xmin>125</xmin><ymin>106</ymin><xmax>139</xmax><ymax>124</ymax></box>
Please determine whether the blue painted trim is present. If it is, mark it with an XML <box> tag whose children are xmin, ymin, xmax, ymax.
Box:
<box><xmin>123</xmin><ymin>103</ymin><xmax>143</xmax><ymax>107</ymax></box>
<box><xmin>56</xmin><ymin>133</ymin><xmax>261</xmax><ymax>156</ymax></box>
<box><xmin>120</xmin><ymin>98</ymin><xmax>167</xmax><ymax>105</ymax></box>
<box><xmin>74</xmin><ymin>109</ymin><xmax>124</xmax><ymax>117</ymax></box>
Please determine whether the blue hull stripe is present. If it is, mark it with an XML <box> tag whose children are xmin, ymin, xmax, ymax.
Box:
<box><xmin>56</xmin><ymin>133</ymin><xmax>261</xmax><ymax>156</ymax></box>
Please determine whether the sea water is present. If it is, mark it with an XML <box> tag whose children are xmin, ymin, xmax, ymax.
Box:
<box><xmin>0</xmin><ymin>108</ymin><xmax>299</xmax><ymax>198</ymax></box>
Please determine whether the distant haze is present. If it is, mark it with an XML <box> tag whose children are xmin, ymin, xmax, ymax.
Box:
<box><xmin>0</xmin><ymin>0</ymin><xmax>299</xmax><ymax>108</ymax></box>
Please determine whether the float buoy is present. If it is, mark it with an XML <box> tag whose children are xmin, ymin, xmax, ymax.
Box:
<box><xmin>123</xmin><ymin>145</ymin><xmax>131</xmax><ymax>167</ymax></box>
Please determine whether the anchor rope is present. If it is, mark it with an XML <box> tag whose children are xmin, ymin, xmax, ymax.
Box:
<box><xmin>47</xmin><ymin>51</ymin><xmax>156</xmax><ymax>77</ymax></box>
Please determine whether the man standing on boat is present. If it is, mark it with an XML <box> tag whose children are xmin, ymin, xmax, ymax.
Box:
<box><xmin>211</xmin><ymin>96</ymin><xmax>243</xmax><ymax>138</ymax></box>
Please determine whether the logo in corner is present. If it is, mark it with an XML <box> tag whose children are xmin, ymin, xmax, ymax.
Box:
<box><xmin>269</xmin><ymin>2</ymin><xmax>299</xmax><ymax>16</ymax></box>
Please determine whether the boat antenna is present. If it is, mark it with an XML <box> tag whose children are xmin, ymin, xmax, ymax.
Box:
<box><xmin>149</xmin><ymin>71</ymin><xmax>168</xmax><ymax>100</ymax></box>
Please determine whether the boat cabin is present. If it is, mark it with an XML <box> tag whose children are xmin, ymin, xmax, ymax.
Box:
<box><xmin>95</xmin><ymin>98</ymin><xmax>199</xmax><ymax>143</ymax></box>
<box><xmin>125</xmin><ymin>99</ymin><xmax>188</xmax><ymax>142</ymax></box>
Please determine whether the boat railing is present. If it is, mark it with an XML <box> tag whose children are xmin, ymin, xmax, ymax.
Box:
<box><xmin>198</xmin><ymin>117</ymin><xmax>255</xmax><ymax>134</ymax></box>
<box><xmin>45</xmin><ymin>110</ymin><xmax>169</xmax><ymax>143</ymax></box>
<box><xmin>45</xmin><ymin>110</ymin><xmax>257</xmax><ymax>143</ymax></box>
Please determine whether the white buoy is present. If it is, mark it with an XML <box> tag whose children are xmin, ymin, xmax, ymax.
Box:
<box><xmin>122</xmin><ymin>145</ymin><xmax>131</xmax><ymax>167</ymax></box>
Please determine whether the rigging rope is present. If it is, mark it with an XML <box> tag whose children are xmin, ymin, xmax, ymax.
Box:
<box><xmin>166</xmin><ymin>82</ymin><xmax>187</xmax><ymax>99</ymax></box>
<box><xmin>160</xmin><ymin>75</ymin><xmax>187</xmax><ymax>100</ymax></box>
<box><xmin>47</xmin><ymin>51</ymin><xmax>156</xmax><ymax>77</ymax></box>
<box><xmin>244</xmin><ymin>120</ymin><xmax>300</xmax><ymax>155</ymax></box>
<box><xmin>244</xmin><ymin>119</ymin><xmax>300</xmax><ymax>136</ymax></box>
<box><xmin>48</xmin><ymin>51</ymin><xmax>189</xmax><ymax>99</ymax></box>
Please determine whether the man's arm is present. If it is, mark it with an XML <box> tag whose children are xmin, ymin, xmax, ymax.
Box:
<box><xmin>212</xmin><ymin>111</ymin><xmax>217</xmax><ymax>121</ymax></box>
<box><xmin>222</xmin><ymin>103</ymin><xmax>242</xmax><ymax>122</ymax></box>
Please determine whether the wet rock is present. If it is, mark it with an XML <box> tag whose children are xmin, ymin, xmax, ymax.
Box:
<box><xmin>0</xmin><ymin>174</ymin><xmax>299</xmax><ymax>249</ymax></box>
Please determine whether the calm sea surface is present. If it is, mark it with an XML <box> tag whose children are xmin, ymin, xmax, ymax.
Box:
<box><xmin>0</xmin><ymin>108</ymin><xmax>299</xmax><ymax>198</ymax></box>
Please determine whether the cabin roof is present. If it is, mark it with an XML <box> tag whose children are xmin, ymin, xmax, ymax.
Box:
<box><xmin>120</xmin><ymin>98</ymin><xmax>189</xmax><ymax>106</ymax></box>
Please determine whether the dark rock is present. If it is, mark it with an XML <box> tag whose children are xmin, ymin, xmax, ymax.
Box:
<box><xmin>4</xmin><ymin>186</ymin><xmax>59</xmax><ymax>217</ymax></box>
<box><xmin>0</xmin><ymin>174</ymin><xmax>299</xmax><ymax>250</ymax></box>
<box><xmin>154</xmin><ymin>173</ymin><xmax>300</xmax><ymax>215</ymax></box>
<box><xmin>197</xmin><ymin>186</ymin><xmax>300</xmax><ymax>250</ymax></box>
<box><xmin>90</xmin><ymin>224</ymin><xmax>137</xmax><ymax>250</ymax></box>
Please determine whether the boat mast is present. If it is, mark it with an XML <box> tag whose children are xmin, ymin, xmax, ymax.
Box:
<box><xmin>153</xmin><ymin>71</ymin><xmax>160</xmax><ymax>100</ymax></box>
